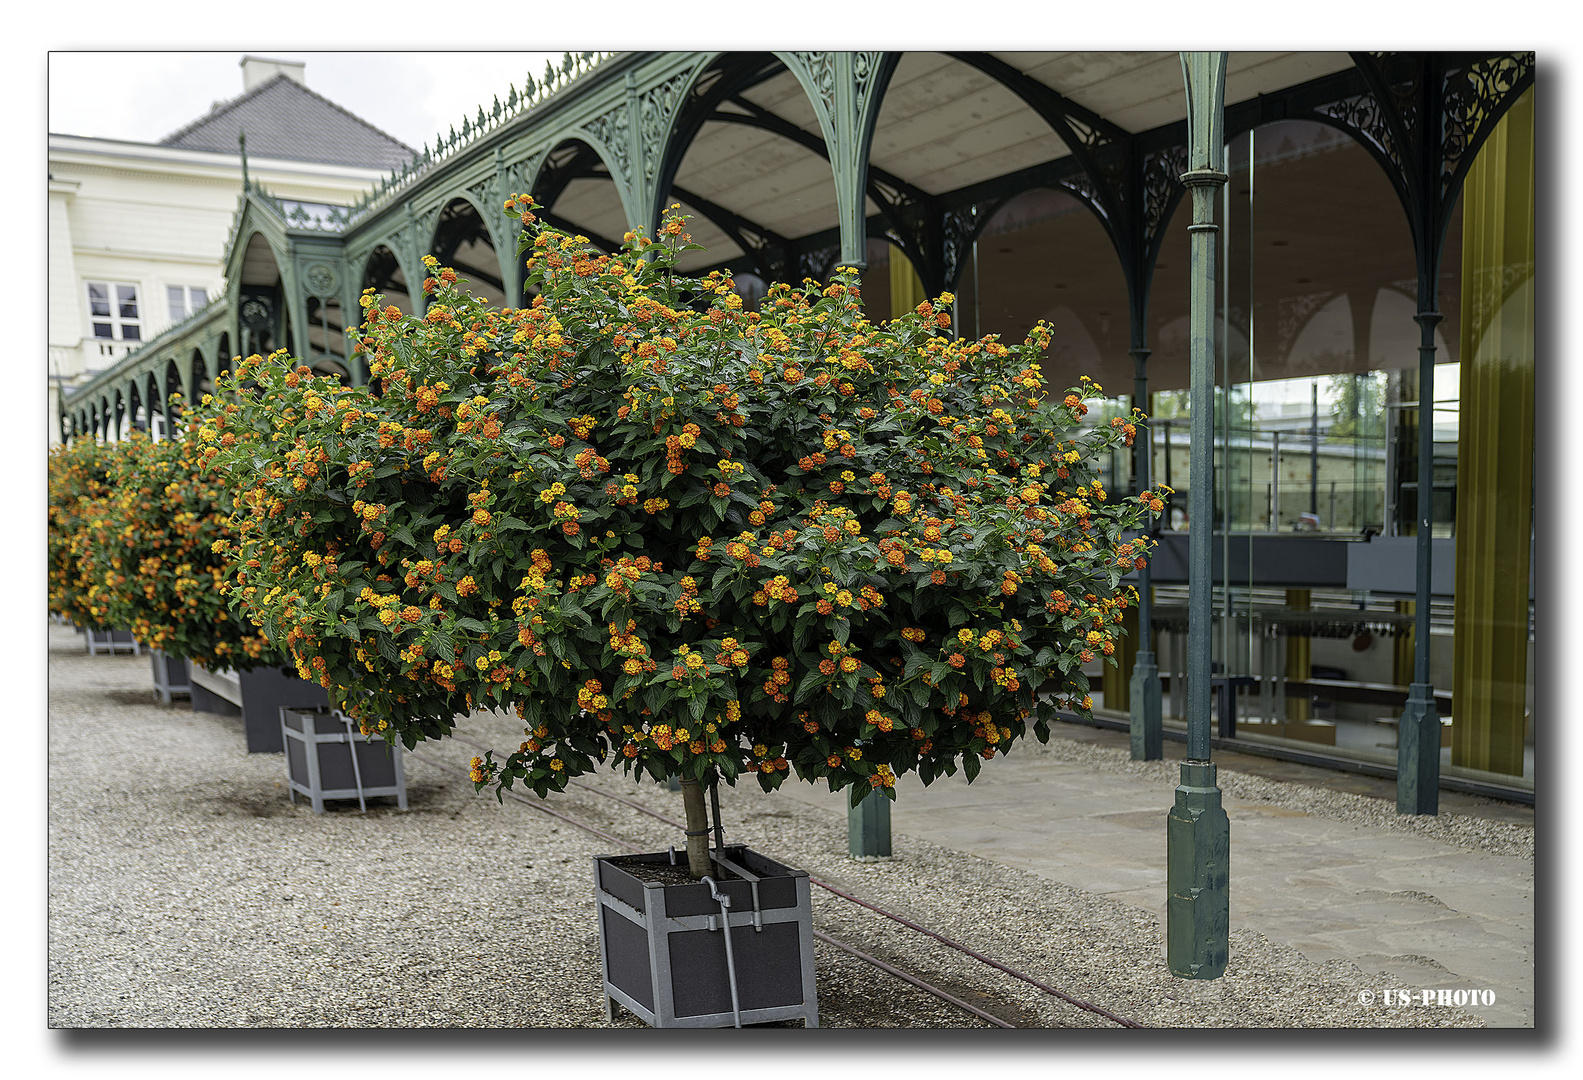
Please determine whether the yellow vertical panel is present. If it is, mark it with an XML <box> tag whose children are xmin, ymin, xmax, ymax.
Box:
<box><xmin>1285</xmin><ymin>589</ymin><xmax>1311</xmax><ymax>723</ymax></box>
<box><xmin>1451</xmin><ymin>87</ymin><xmax>1534</xmax><ymax>777</ymax></box>
<box><xmin>1102</xmin><ymin>605</ymin><xmax>1138</xmax><ymax>713</ymax></box>
<box><xmin>1392</xmin><ymin>600</ymin><xmax>1415</xmax><ymax>686</ymax></box>
<box><xmin>888</xmin><ymin>244</ymin><xmax>926</xmax><ymax>320</ymax></box>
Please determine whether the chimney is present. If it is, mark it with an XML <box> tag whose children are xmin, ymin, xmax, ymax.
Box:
<box><xmin>240</xmin><ymin>55</ymin><xmax>306</xmax><ymax>92</ymax></box>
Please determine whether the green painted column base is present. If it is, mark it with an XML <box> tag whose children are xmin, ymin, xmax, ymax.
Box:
<box><xmin>1396</xmin><ymin>685</ymin><xmax>1441</xmax><ymax>815</ymax></box>
<box><xmin>1130</xmin><ymin>651</ymin><xmax>1163</xmax><ymax>761</ymax></box>
<box><xmin>848</xmin><ymin>789</ymin><xmax>892</xmax><ymax>858</ymax></box>
<box><xmin>1166</xmin><ymin>761</ymin><xmax>1229</xmax><ymax>979</ymax></box>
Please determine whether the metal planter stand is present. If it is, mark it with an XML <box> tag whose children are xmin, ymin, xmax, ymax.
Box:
<box><xmin>150</xmin><ymin>650</ymin><xmax>191</xmax><ymax>704</ymax></box>
<box><xmin>280</xmin><ymin>707</ymin><xmax>407</xmax><ymax>814</ymax></box>
<box><xmin>594</xmin><ymin>845</ymin><xmax>819</xmax><ymax>1028</ymax></box>
<box><xmin>85</xmin><ymin>628</ymin><xmax>141</xmax><ymax>656</ymax></box>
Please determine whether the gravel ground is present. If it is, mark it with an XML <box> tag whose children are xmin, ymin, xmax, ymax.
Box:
<box><xmin>48</xmin><ymin>623</ymin><xmax>1486</xmax><ymax>1029</ymax></box>
<box><xmin>1013</xmin><ymin>732</ymin><xmax>1536</xmax><ymax>860</ymax></box>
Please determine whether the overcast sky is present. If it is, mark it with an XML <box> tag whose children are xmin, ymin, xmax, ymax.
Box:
<box><xmin>48</xmin><ymin>52</ymin><xmax>571</xmax><ymax>153</ymax></box>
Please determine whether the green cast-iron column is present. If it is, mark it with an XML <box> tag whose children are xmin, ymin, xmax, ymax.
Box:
<box><xmin>1129</xmin><ymin>346</ymin><xmax>1163</xmax><ymax>760</ymax></box>
<box><xmin>1396</xmin><ymin>309</ymin><xmax>1443</xmax><ymax>815</ymax></box>
<box><xmin>1167</xmin><ymin>51</ymin><xmax>1230</xmax><ymax>980</ymax></box>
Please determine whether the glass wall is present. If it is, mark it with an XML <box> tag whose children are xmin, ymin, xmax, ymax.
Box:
<box><xmin>1089</xmin><ymin>112</ymin><xmax>1533</xmax><ymax>791</ymax></box>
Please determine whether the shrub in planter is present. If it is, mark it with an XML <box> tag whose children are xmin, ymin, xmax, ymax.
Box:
<box><xmin>77</xmin><ymin>427</ymin><xmax>320</xmax><ymax>746</ymax></box>
<box><xmin>203</xmin><ymin>199</ymin><xmax>1165</xmax><ymax>876</ymax></box>
<box><xmin>88</xmin><ymin>429</ymin><xmax>279</xmax><ymax>671</ymax></box>
<box><xmin>48</xmin><ymin>438</ymin><xmax>117</xmax><ymax>630</ymax></box>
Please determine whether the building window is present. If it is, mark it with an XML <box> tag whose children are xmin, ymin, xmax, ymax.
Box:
<box><xmin>167</xmin><ymin>285</ymin><xmax>209</xmax><ymax>322</ymax></box>
<box><xmin>86</xmin><ymin>282</ymin><xmax>141</xmax><ymax>341</ymax></box>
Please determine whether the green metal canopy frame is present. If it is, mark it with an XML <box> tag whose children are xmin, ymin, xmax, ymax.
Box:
<box><xmin>59</xmin><ymin>51</ymin><xmax>1534</xmax><ymax>834</ymax></box>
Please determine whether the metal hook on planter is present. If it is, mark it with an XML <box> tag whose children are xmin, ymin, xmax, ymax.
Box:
<box><xmin>709</xmin><ymin>849</ymin><xmax>764</xmax><ymax>932</ymax></box>
<box><xmin>700</xmin><ymin>876</ymin><xmax>743</xmax><ymax>1029</ymax></box>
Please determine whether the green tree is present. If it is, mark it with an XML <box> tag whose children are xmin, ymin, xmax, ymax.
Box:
<box><xmin>1326</xmin><ymin>371</ymin><xmax>1387</xmax><ymax>443</ymax></box>
<box><xmin>202</xmin><ymin>201</ymin><xmax>1164</xmax><ymax>878</ymax></box>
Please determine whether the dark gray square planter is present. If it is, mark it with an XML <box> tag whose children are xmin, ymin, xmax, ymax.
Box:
<box><xmin>280</xmin><ymin>708</ymin><xmax>407</xmax><ymax>813</ymax></box>
<box><xmin>150</xmin><ymin>650</ymin><xmax>191</xmax><ymax>703</ymax></box>
<box><xmin>594</xmin><ymin>845</ymin><xmax>818</xmax><ymax>1028</ymax></box>
<box><xmin>85</xmin><ymin>628</ymin><xmax>140</xmax><ymax>656</ymax></box>
<box><xmin>188</xmin><ymin>662</ymin><xmax>328</xmax><ymax>753</ymax></box>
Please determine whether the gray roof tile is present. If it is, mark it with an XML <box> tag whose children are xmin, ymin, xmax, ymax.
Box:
<box><xmin>160</xmin><ymin>75</ymin><xmax>414</xmax><ymax>171</ymax></box>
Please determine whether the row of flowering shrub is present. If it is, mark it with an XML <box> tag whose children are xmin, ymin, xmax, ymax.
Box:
<box><xmin>188</xmin><ymin>198</ymin><xmax>1164</xmax><ymax>805</ymax></box>
<box><xmin>48</xmin><ymin>430</ymin><xmax>288</xmax><ymax>671</ymax></box>
<box><xmin>48</xmin><ymin>438</ymin><xmax>114</xmax><ymax>630</ymax></box>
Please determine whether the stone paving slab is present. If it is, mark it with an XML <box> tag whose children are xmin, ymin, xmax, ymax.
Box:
<box><xmin>765</xmin><ymin>734</ymin><xmax>1535</xmax><ymax>1027</ymax></box>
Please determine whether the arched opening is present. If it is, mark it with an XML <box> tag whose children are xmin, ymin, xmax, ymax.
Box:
<box><xmin>238</xmin><ymin>232</ymin><xmax>291</xmax><ymax>359</ymax></box>
<box><xmin>430</xmin><ymin>197</ymin><xmax>508</xmax><ymax>307</ymax></box>
<box><xmin>955</xmin><ymin>187</ymin><xmax>1133</xmax><ymax>394</ymax></box>
<box><xmin>361</xmin><ymin>245</ymin><xmax>411</xmax><ymax>314</ymax></box>
<box><xmin>654</xmin><ymin>54</ymin><xmax>846</xmax><ymax>292</ymax></box>
<box><xmin>305</xmin><ymin>289</ymin><xmax>351</xmax><ymax>382</ymax></box>
<box><xmin>531</xmin><ymin>138</ymin><xmax>632</xmax><ymax>263</ymax></box>
<box><xmin>125</xmin><ymin>382</ymin><xmax>144</xmax><ymax>436</ymax></box>
<box><xmin>145</xmin><ymin>371</ymin><xmax>165</xmax><ymax>441</ymax></box>
<box><xmin>190</xmin><ymin>348</ymin><xmax>212</xmax><ymax>403</ymax></box>
<box><xmin>358</xmin><ymin>246</ymin><xmax>409</xmax><ymax>384</ymax></box>
<box><xmin>165</xmin><ymin>359</ymin><xmax>185</xmax><ymax>435</ymax></box>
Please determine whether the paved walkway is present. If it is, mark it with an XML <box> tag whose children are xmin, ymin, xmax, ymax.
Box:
<box><xmin>769</xmin><ymin>724</ymin><xmax>1535</xmax><ymax>1027</ymax></box>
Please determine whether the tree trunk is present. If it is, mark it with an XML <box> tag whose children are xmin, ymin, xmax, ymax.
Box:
<box><xmin>680</xmin><ymin>778</ymin><xmax>711</xmax><ymax>879</ymax></box>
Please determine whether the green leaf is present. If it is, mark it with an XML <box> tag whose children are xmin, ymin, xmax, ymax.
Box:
<box><xmin>793</xmin><ymin>668</ymin><xmax>826</xmax><ymax>704</ymax></box>
<box><xmin>963</xmin><ymin>752</ymin><xmax>982</xmax><ymax>783</ymax></box>
<box><xmin>374</xmin><ymin>633</ymin><xmax>401</xmax><ymax>664</ymax></box>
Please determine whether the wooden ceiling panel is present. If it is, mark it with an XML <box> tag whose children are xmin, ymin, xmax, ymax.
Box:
<box><xmin>870</xmin><ymin>54</ymin><xmax>1065</xmax><ymax>195</ymax></box>
<box><xmin>677</xmin><ymin>123</ymin><xmax>822</xmax><ymax>203</ymax></box>
<box><xmin>738</xmin><ymin>68</ymin><xmax>824</xmax><ymax>138</ymax></box>
<box><xmin>667</xmin><ymin>199</ymin><xmax>742</xmax><ymax>271</ymax></box>
<box><xmin>553</xmin><ymin>177</ymin><xmax>630</xmax><ymax>244</ymax></box>
<box><xmin>997</xmin><ymin>50</ymin><xmax>1353</xmax><ymax>136</ymax></box>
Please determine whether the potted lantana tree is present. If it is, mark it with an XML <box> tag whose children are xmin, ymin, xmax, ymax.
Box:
<box><xmin>49</xmin><ymin>438</ymin><xmax>113</xmax><ymax>631</ymax></box>
<box><xmin>87</xmin><ymin>428</ymin><xmax>300</xmax><ymax>716</ymax></box>
<box><xmin>48</xmin><ymin>438</ymin><xmax>140</xmax><ymax>654</ymax></box>
<box><xmin>202</xmin><ymin>199</ymin><xmax>1162</xmax><ymax>1026</ymax></box>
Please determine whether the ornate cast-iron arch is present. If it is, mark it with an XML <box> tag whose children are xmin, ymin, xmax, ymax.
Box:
<box><xmin>649</xmin><ymin>53</ymin><xmax>803</xmax><ymax>285</ymax></box>
<box><xmin>429</xmin><ymin>194</ymin><xmax>509</xmax><ymax>306</ymax></box>
<box><xmin>237</xmin><ymin>231</ymin><xmax>290</xmax><ymax>359</ymax></box>
<box><xmin>523</xmin><ymin>137</ymin><xmax>628</xmax><ymax>253</ymax></box>
<box><xmin>190</xmin><ymin>348</ymin><xmax>210</xmax><ymax>403</ymax></box>
<box><xmin>140</xmin><ymin>371</ymin><xmax>160</xmax><ymax>438</ymax></box>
